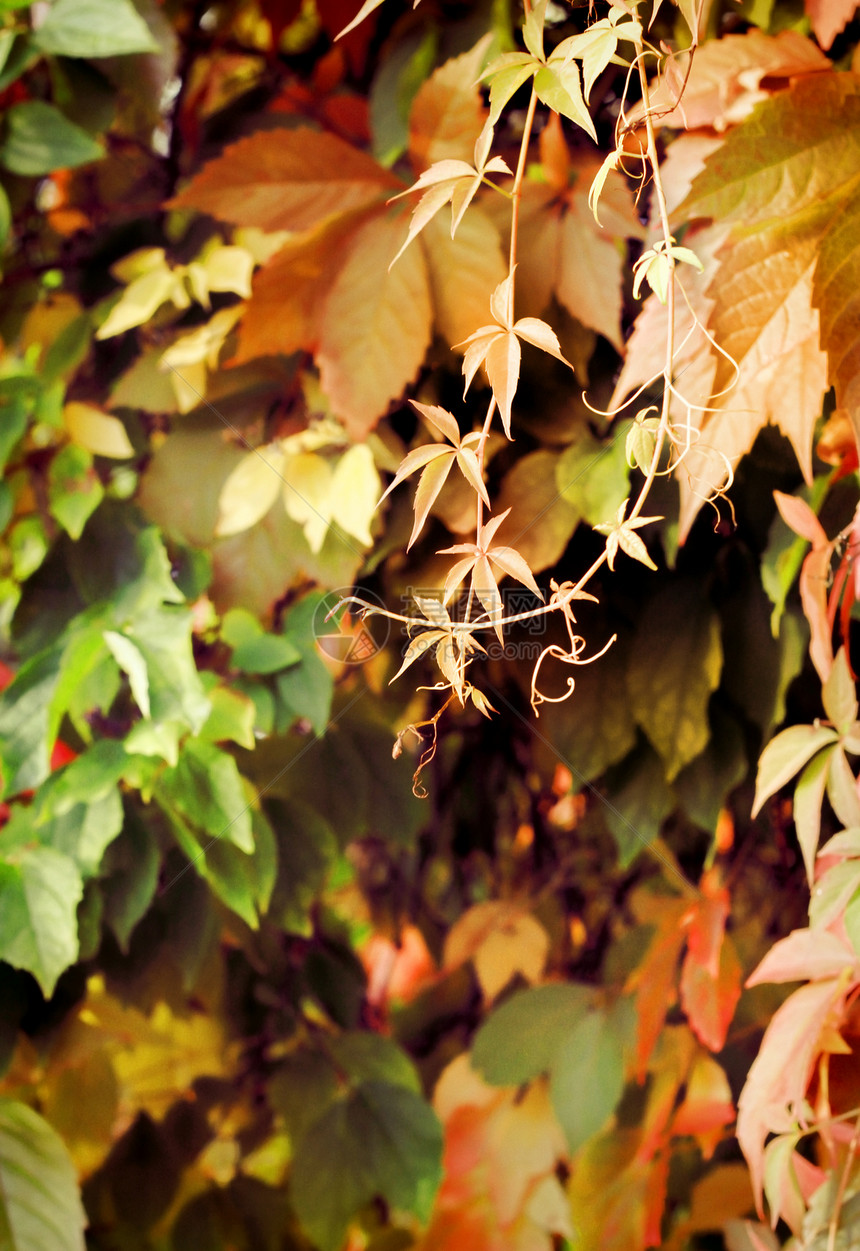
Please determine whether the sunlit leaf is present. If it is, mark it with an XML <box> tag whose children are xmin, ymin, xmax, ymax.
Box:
<box><xmin>0</xmin><ymin>1099</ymin><xmax>86</xmax><ymax>1251</ymax></box>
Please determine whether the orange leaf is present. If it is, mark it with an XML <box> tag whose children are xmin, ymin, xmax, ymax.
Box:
<box><xmin>317</xmin><ymin>212</ymin><xmax>432</xmax><ymax>437</ymax></box>
<box><xmin>680</xmin><ymin>931</ymin><xmax>742</xmax><ymax>1053</ymax></box>
<box><xmin>170</xmin><ymin>128</ymin><xmax>397</xmax><ymax>232</ymax></box>
<box><xmin>625</xmin><ymin>897</ymin><xmax>689</xmax><ymax>1077</ymax></box>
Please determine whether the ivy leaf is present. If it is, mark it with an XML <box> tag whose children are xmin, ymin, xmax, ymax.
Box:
<box><xmin>33</xmin><ymin>0</ymin><xmax>157</xmax><ymax>57</ymax></box>
<box><xmin>407</xmin><ymin>36</ymin><xmax>492</xmax><ymax>171</ymax></box>
<box><xmin>793</xmin><ymin>747</ymin><xmax>832</xmax><ymax>886</ymax></box>
<box><xmin>291</xmin><ymin>1081</ymin><xmax>443</xmax><ymax>1251</ymax></box>
<box><xmin>170</xmin><ymin>129</ymin><xmax>397</xmax><ymax>233</ymax></box>
<box><xmin>681</xmin><ymin>76</ymin><xmax>860</xmax><ymax>476</ymax></box>
<box><xmin>0</xmin><ymin>1099</ymin><xmax>86</xmax><ymax>1251</ymax></box>
<box><xmin>157</xmin><ymin>739</ymin><xmax>254</xmax><ymax>854</ymax></box>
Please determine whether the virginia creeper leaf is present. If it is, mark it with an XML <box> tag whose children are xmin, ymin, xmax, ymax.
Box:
<box><xmin>291</xmin><ymin>1081</ymin><xmax>443</xmax><ymax>1251</ymax></box>
<box><xmin>318</xmin><ymin>212</ymin><xmax>433</xmax><ymax>437</ymax></box>
<box><xmin>549</xmin><ymin>1008</ymin><xmax>626</xmax><ymax>1153</ymax></box>
<box><xmin>471</xmin><ymin>983</ymin><xmax>592</xmax><ymax>1086</ymax></box>
<box><xmin>32</xmin><ymin>0</ymin><xmax>157</xmax><ymax>57</ymax></box>
<box><xmin>0</xmin><ymin>101</ymin><xmax>103</xmax><ymax>176</ymax></box>
<box><xmin>627</xmin><ymin>582</ymin><xmax>723</xmax><ymax>781</ymax></box>
<box><xmin>171</xmin><ymin>129</ymin><xmax>397</xmax><ymax>233</ymax></box>
<box><xmin>752</xmin><ymin>724</ymin><xmax>840</xmax><ymax>817</ymax></box>
<box><xmin>0</xmin><ymin>1099</ymin><xmax>86</xmax><ymax>1251</ymax></box>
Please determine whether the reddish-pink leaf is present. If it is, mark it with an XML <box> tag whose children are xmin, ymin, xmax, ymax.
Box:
<box><xmin>680</xmin><ymin>932</ymin><xmax>742</xmax><ymax>1053</ymax></box>
<box><xmin>746</xmin><ymin>928</ymin><xmax>857</xmax><ymax>986</ymax></box>
<box><xmin>737</xmin><ymin>977</ymin><xmax>850</xmax><ymax>1207</ymax></box>
<box><xmin>487</xmin><ymin>545</ymin><xmax>543</xmax><ymax>600</ymax></box>
<box><xmin>773</xmin><ymin>490</ymin><xmax>828</xmax><ymax>547</ymax></box>
<box><xmin>411</xmin><ymin>400</ymin><xmax>461</xmax><ymax>446</ymax></box>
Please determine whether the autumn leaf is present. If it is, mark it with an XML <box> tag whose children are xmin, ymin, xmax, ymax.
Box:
<box><xmin>440</xmin><ymin>508</ymin><xmax>544</xmax><ymax>639</ymax></box>
<box><xmin>318</xmin><ymin>211</ymin><xmax>433</xmax><ymax>436</ymax></box>
<box><xmin>443</xmin><ymin>901</ymin><xmax>549</xmax><ymax>1001</ymax></box>
<box><xmin>390</xmin><ymin>127</ymin><xmax>511</xmax><ymax>268</ymax></box>
<box><xmin>407</xmin><ymin>37</ymin><xmax>493</xmax><ymax>172</ymax></box>
<box><xmin>170</xmin><ymin>127</ymin><xmax>398</xmax><ymax>233</ymax></box>
<box><xmin>641</xmin><ymin>29</ymin><xmax>830</xmax><ymax>133</ymax></box>
<box><xmin>378</xmin><ymin>400</ymin><xmax>490</xmax><ymax>549</ymax></box>
<box><xmin>458</xmin><ymin>273</ymin><xmax>572</xmax><ymax>437</ymax></box>
<box><xmin>805</xmin><ymin>0</ymin><xmax>860</xmax><ymax>51</ymax></box>
<box><xmin>595</xmin><ymin>502</ymin><xmax>663</xmax><ymax>572</ymax></box>
<box><xmin>422</xmin><ymin>208</ymin><xmax>507</xmax><ymax>348</ymax></box>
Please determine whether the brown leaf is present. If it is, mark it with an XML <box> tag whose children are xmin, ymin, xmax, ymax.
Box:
<box><xmin>230</xmin><ymin>212</ymin><xmax>364</xmax><ymax>364</ymax></box>
<box><xmin>170</xmin><ymin>127</ymin><xmax>397</xmax><ymax>232</ymax></box>
<box><xmin>317</xmin><ymin>211</ymin><xmax>433</xmax><ymax>436</ymax></box>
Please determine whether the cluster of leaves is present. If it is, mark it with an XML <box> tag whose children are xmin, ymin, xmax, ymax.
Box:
<box><xmin>2</xmin><ymin>0</ymin><xmax>860</xmax><ymax>1249</ymax></box>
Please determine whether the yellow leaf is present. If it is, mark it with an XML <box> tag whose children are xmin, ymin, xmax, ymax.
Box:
<box><xmin>215</xmin><ymin>443</ymin><xmax>285</xmax><ymax>536</ymax></box>
<box><xmin>318</xmin><ymin>212</ymin><xmax>433</xmax><ymax>437</ymax></box>
<box><xmin>160</xmin><ymin>307</ymin><xmax>244</xmax><ymax>412</ymax></box>
<box><xmin>109</xmin><ymin>246</ymin><xmax>168</xmax><ymax>283</ymax></box>
<box><xmin>474</xmin><ymin>912</ymin><xmax>549</xmax><ymax>1000</ymax></box>
<box><xmin>201</xmin><ymin>244</ymin><xmax>255</xmax><ymax>297</ymax></box>
<box><xmin>64</xmin><ymin>402</ymin><xmax>134</xmax><ymax>458</ymax></box>
<box><xmin>443</xmin><ymin>901</ymin><xmax>549</xmax><ymax>1000</ymax></box>
<box><xmin>283</xmin><ymin>450</ymin><xmax>334</xmax><ymax>552</ymax></box>
<box><xmin>97</xmin><ymin>265</ymin><xmax>187</xmax><ymax>339</ymax></box>
<box><xmin>330</xmin><ymin>443</ymin><xmax>380</xmax><ymax>547</ymax></box>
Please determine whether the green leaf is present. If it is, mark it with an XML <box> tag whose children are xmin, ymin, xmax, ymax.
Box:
<box><xmin>198</xmin><ymin>684</ymin><xmax>257</xmax><ymax>750</ymax></box>
<box><xmin>627</xmin><ymin>582</ymin><xmax>723</xmax><ymax>781</ymax></box>
<box><xmin>163</xmin><ymin>804</ymin><xmax>275</xmax><ymax>929</ymax></box>
<box><xmin>674</xmin><ymin>706</ymin><xmax>748</xmax><ymax>834</ymax></box>
<box><xmin>47</xmin><ymin>444</ymin><xmax>104</xmax><ymax>541</ymax></box>
<box><xmin>555</xmin><ymin>425</ymin><xmax>631</xmax><ymax>527</ymax></box>
<box><xmin>549</xmin><ymin>1007</ymin><xmax>626</xmax><ymax>1154</ymax></box>
<box><xmin>32</xmin><ymin>0</ymin><xmax>158</xmax><ymax>57</ymax></box>
<box><xmin>274</xmin><ymin>598</ymin><xmax>334</xmax><ymax>736</ymax></box>
<box><xmin>826</xmin><ymin>744</ymin><xmax>860</xmax><ymax>830</ymax></box>
<box><xmin>0</xmin><ymin>1098</ymin><xmax>86</xmax><ymax>1251</ymax></box>
<box><xmin>222</xmin><ymin>610</ymin><xmax>301</xmax><ymax>675</ymax></box>
<box><xmin>100</xmin><ymin>809</ymin><xmax>159</xmax><ymax>951</ymax></box>
<box><xmin>124</xmin><ymin>607</ymin><xmax>210</xmax><ymax>733</ymax></box>
<box><xmin>752</xmin><ymin>723</ymin><xmax>840</xmax><ymax>817</ymax></box>
<box><xmin>810</xmin><ymin>862</ymin><xmax>860</xmax><ymax>931</ymax></box>
<box><xmin>157</xmin><ymin>739</ymin><xmax>253</xmax><ymax>853</ymax></box>
<box><xmin>329</xmin><ymin>1033</ymin><xmax>421</xmax><ymax>1093</ymax></box>
<box><xmin>38</xmin><ymin>788</ymin><xmax>124</xmax><ymax>878</ymax></box>
<box><xmin>0</xmin><ymin>393</ymin><xmax>28</xmax><ymax>475</ymax></box>
<box><xmin>291</xmin><ymin>1082</ymin><xmax>443</xmax><ymax>1251</ymax></box>
<box><xmin>265</xmin><ymin>798</ymin><xmax>338</xmax><ymax>935</ymax></box>
<box><xmin>603</xmin><ymin>741</ymin><xmax>676</xmax><ymax>867</ymax></box>
<box><xmin>0</xmin><ymin>648</ymin><xmax>62</xmax><ymax>797</ymax></box>
<box><xmin>0</xmin><ymin>101</ymin><xmax>103</xmax><ymax>176</ymax></box>
<box><xmin>103</xmin><ymin>629</ymin><xmax>150</xmax><ymax>718</ymax></box>
<box><xmin>471</xmin><ymin>982</ymin><xmax>593</xmax><ymax>1086</ymax></box>
<box><xmin>0</xmin><ymin>810</ymin><xmax>82</xmax><ymax>995</ymax></box>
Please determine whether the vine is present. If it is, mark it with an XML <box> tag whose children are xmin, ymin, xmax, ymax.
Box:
<box><xmin>335</xmin><ymin>0</ymin><xmax>732</xmax><ymax>787</ymax></box>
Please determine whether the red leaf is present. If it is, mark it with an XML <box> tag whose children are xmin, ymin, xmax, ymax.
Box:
<box><xmin>680</xmin><ymin>932</ymin><xmax>742</xmax><ymax>1053</ymax></box>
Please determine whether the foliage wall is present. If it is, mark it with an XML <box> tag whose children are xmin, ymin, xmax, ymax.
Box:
<box><xmin>1</xmin><ymin>0</ymin><xmax>860</xmax><ymax>1247</ymax></box>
